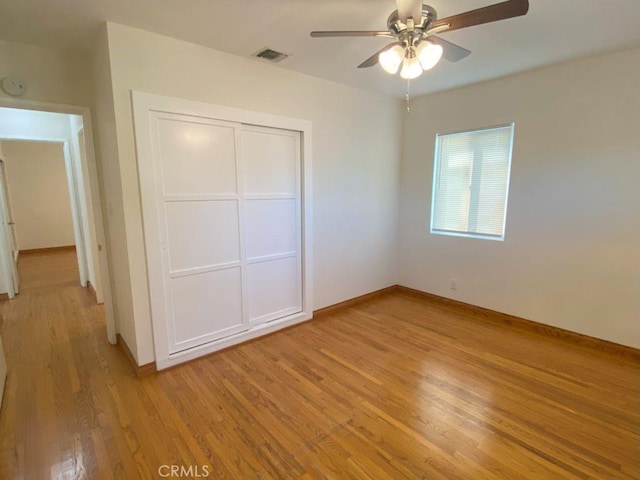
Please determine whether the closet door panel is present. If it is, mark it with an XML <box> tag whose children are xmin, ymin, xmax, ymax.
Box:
<box><xmin>245</xmin><ymin>199</ymin><xmax>297</xmax><ymax>260</ymax></box>
<box><xmin>242</xmin><ymin>130</ymin><xmax>297</xmax><ymax>195</ymax></box>
<box><xmin>158</xmin><ymin>119</ymin><xmax>237</xmax><ymax>195</ymax></box>
<box><xmin>165</xmin><ymin>201</ymin><xmax>240</xmax><ymax>272</ymax></box>
<box><xmin>247</xmin><ymin>257</ymin><xmax>300</xmax><ymax>324</ymax></box>
<box><xmin>169</xmin><ymin>268</ymin><xmax>243</xmax><ymax>351</ymax></box>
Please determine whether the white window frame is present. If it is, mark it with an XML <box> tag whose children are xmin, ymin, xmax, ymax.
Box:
<box><xmin>430</xmin><ymin>123</ymin><xmax>515</xmax><ymax>241</ymax></box>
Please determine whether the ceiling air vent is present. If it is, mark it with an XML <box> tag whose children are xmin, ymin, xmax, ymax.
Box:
<box><xmin>253</xmin><ymin>47</ymin><xmax>289</xmax><ymax>63</ymax></box>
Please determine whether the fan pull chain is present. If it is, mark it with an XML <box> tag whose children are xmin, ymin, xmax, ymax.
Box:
<box><xmin>405</xmin><ymin>79</ymin><xmax>411</xmax><ymax>113</ymax></box>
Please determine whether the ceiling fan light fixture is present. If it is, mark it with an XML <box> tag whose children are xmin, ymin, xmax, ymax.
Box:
<box><xmin>379</xmin><ymin>44</ymin><xmax>404</xmax><ymax>74</ymax></box>
<box><xmin>400</xmin><ymin>47</ymin><xmax>422</xmax><ymax>79</ymax></box>
<box><xmin>310</xmin><ymin>0</ymin><xmax>531</xmax><ymax>87</ymax></box>
<box><xmin>416</xmin><ymin>40</ymin><xmax>443</xmax><ymax>70</ymax></box>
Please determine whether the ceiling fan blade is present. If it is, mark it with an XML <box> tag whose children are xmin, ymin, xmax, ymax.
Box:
<box><xmin>396</xmin><ymin>0</ymin><xmax>423</xmax><ymax>23</ymax></box>
<box><xmin>429</xmin><ymin>36</ymin><xmax>471</xmax><ymax>63</ymax></box>
<box><xmin>310</xmin><ymin>31</ymin><xmax>392</xmax><ymax>38</ymax></box>
<box><xmin>357</xmin><ymin>42</ymin><xmax>400</xmax><ymax>69</ymax></box>
<box><xmin>430</xmin><ymin>0</ymin><xmax>529</xmax><ymax>32</ymax></box>
<box><xmin>425</xmin><ymin>24</ymin><xmax>451</xmax><ymax>36</ymax></box>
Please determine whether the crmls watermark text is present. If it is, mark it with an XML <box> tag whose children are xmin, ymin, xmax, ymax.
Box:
<box><xmin>158</xmin><ymin>465</ymin><xmax>211</xmax><ymax>478</ymax></box>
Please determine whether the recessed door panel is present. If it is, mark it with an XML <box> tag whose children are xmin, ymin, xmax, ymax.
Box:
<box><xmin>242</xmin><ymin>130</ymin><xmax>297</xmax><ymax>195</ymax></box>
<box><xmin>169</xmin><ymin>267</ymin><xmax>244</xmax><ymax>352</ymax></box>
<box><xmin>157</xmin><ymin>118</ymin><xmax>237</xmax><ymax>195</ymax></box>
<box><xmin>248</xmin><ymin>257</ymin><xmax>301</xmax><ymax>324</ymax></box>
<box><xmin>245</xmin><ymin>199</ymin><xmax>297</xmax><ymax>260</ymax></box>
<box><xmin>165</xmin><ymin>200</ymin><xmax>240</xmax><ymax>272</ymax></box>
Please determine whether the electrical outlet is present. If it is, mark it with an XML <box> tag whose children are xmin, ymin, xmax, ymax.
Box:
<box><xmin>450</xmin><ymin>278</ymin><xmax>457</xmax><ymax>291</ymax></box>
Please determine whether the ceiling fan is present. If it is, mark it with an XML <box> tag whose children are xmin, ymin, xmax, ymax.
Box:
<box><xmin>310</xmin><ymin>0</ymin><xmax>529</xmax><ymax>80</ymax></box>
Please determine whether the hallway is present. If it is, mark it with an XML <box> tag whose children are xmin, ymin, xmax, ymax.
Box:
<box><xmin>16</xmin><ymin>248</ymin><xmax>81</xmax><ymax>290</ymax></box>
<box><xmin>0</xmin><ymin>250</ymin><xmax>125</xmax><ymax>478</ymax></box>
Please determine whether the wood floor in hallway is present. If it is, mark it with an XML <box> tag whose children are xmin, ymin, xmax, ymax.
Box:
<box><xmin>0</xmin><ymin>251</ymin><xmax>638</xmax><ymax>479</ymax></box>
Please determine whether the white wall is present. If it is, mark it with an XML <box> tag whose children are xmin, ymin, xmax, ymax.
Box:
<box><xmin>0</xmin><ymin>39</ymin><xmax>92</xmax><ymax>106</ymax></box>
<box><xmin>90</xmin><ymin>25</ymin><xmax>134</xmax><ymax>356</ymax></box>
<box><xmin>0</xmin><ymin>107</ymin><xmax>70</xmax><ymax>139</ymax></box>
<box><xmin>1</xmin><ymin>140</ymin><xmax>75</xmax><ymax>250</ymax></box>
<box><xmin>97</xmin><ymin>23</ymin><xmax>402</xmax><ymax>364</ymax></box>
<box><xmin>399</xmin><ymin>47</ymin><xmax>640</xmax><ymax>349</ymax></box>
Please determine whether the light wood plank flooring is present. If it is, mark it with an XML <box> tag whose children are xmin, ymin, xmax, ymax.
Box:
<box><xmin>0</xmin><ymin>251</ymin><xmax>638</xmax><ymax>479</ymax></box>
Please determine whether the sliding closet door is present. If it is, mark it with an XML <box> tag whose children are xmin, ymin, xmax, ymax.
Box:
<box><xmin>241</xmin><ymin>126</ymin><xmax>302</xmax><ymax>325</ymax></box>
<box><xmin>134</xmin><ymin>92</ymin><xmax>312</xmax><ymax>368</ymax></box>
<box><xmin>151</xmin><ymin>113</ymin><xmax>248</xmax><ymax>354</ymax></box>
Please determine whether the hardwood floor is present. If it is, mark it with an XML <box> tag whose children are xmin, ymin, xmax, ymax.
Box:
<box><xmin>16</xmin><ymin>248</ymin><xmax>80</xmax><ymax>290</ymax></box>
<box><xmin>0</xmin><ymin>252</ymin><xmax>638</xmax><ymax>479</ymax></box>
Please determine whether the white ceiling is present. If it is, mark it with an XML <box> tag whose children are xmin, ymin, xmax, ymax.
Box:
<box><xmin>1</xmin><ymin>0</ymin><xmax>640</xmax><ymax>98</ymax></box>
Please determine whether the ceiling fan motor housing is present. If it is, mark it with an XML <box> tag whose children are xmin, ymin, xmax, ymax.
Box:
<box><xmin>387</xmin><ymin>4</ymin><xmax>438</xmax><ymax>39</ymax></box>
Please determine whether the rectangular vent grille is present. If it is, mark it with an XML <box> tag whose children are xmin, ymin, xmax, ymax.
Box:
<box><xmin>253</xmin><ymin>48</ymin><xmax>289</xmax><ymax>63</ymax></box>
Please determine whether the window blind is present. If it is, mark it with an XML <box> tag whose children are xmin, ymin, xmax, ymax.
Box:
<box><xmin>430</xmin><ymin>124</ymin><xmax>514</xmax><ymax>240</ymax></box>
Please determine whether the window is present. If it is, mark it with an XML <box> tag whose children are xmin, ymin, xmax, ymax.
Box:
<box><xmin>430</xmin><ymin>124</ymin><xmax>514</xmax><ymax>241</ymax></box>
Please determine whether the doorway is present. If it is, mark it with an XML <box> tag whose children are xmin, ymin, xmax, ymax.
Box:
<box><xmin>0</xmin><ymin>101</ymin><xmax>115</xmax><ymax>344</ymax></box>
<box><xmin>1</xmin><ymin>140</ymin><xmax>83</xmax><ymax>286</ymax></box>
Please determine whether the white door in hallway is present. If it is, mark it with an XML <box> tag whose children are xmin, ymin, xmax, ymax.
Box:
<box><xmin>141</xmin><ymin>107</ymin><xmax>305</xmax><ymax>358</ymax></box>
<box><xmin>0</xmin><ymin>161</ymin><xmax>17</xmax><ymax>267</ymax></box>
<box><xmin>0</xmin><ymin>157</ymin><xmax>18</xmax><ymax>297</ymax></box>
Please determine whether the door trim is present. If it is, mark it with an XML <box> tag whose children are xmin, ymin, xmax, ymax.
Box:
<box><xmin>0</xmin><ymin>159</ymin><xmax>16</xmax><ymax>297</ymax></box>
<box><xmin>132</xmin><ymin>91</ymin><xmax>313</xmax><ymax>370</ymax></box>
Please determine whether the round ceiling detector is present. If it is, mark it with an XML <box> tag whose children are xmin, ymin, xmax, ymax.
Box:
<box><xmin>1</xmin><ymin>77</ymin><xmax>26</xmax><ymax>96</ymax></box>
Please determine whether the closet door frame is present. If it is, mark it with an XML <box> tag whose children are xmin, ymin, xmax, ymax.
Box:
<box><xmin>132</xmin><ymin>91</ymin><xmax>313</xmax><ymax>370</ymax></box>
